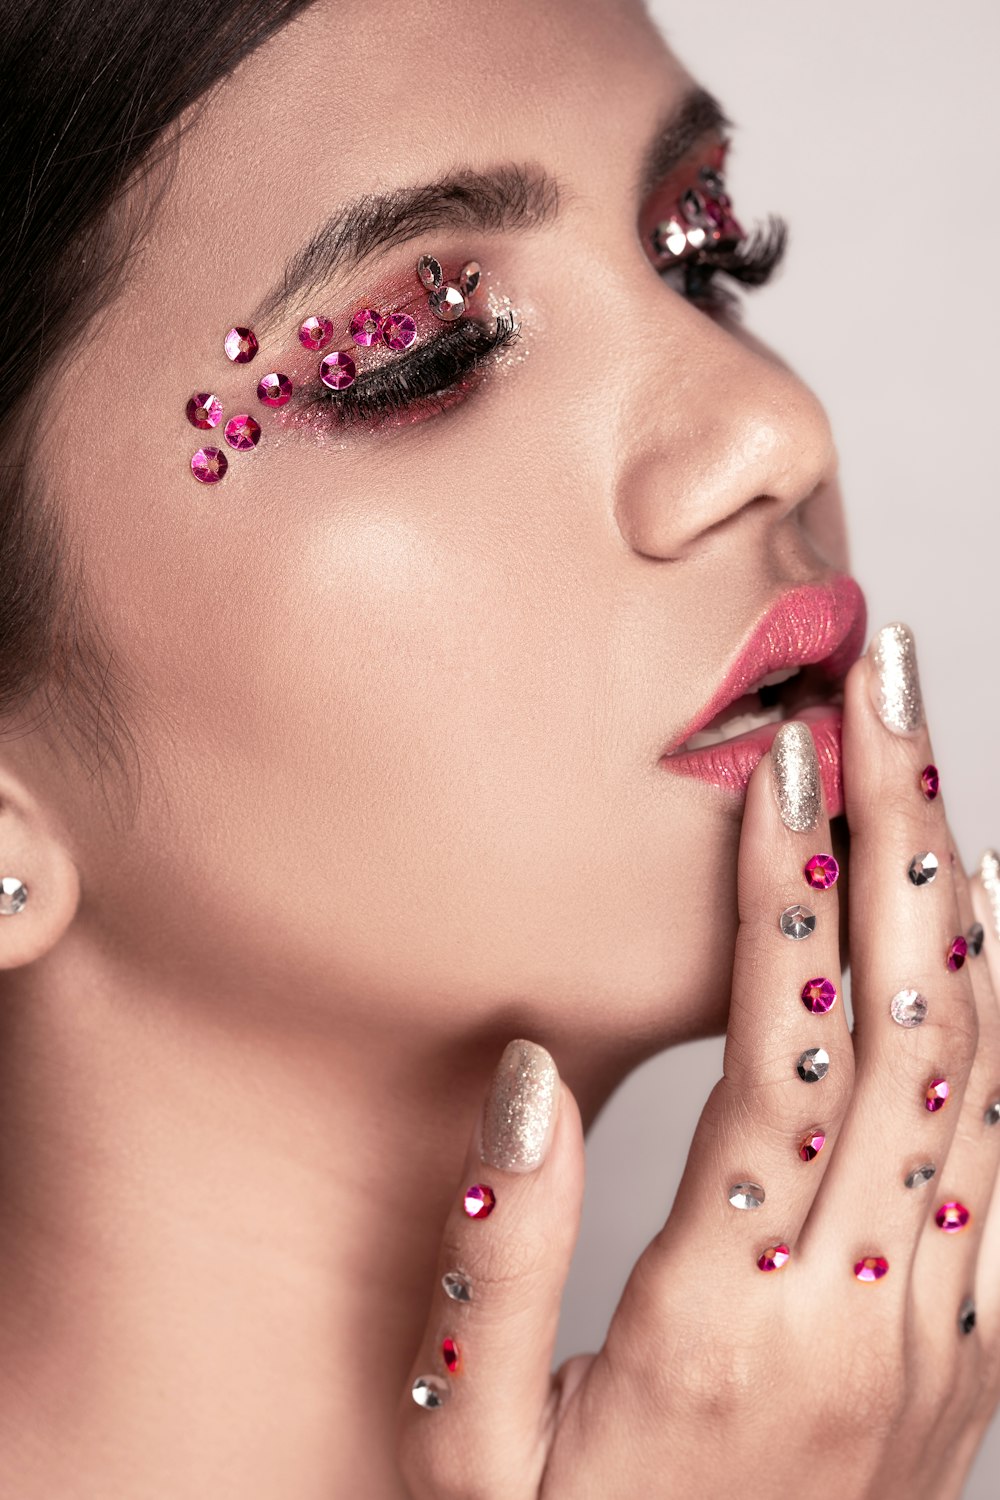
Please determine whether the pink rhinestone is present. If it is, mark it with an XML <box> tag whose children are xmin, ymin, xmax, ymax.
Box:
<box><xmin>186</xmin><ymin>392</ymin><xmax>223</xmax><ymax>429</ymax></box>
<box><xmin>798</xmin><ymin>1129</ymin><xmax>826</xmax><ymax>1162</ymax></box>
<box><xmin>946</xmin><ymin>936</ymin><xmax>968</xmax><ymax>972</ymax></box>
<box><xmin>349</xmin><ymin>308</ymin><xmax>384</xmax><ymax>345</ymax></box>
<box><xmin>920</xmin><ymin>764</ymin><xmax>940</xmax><ymax>800</ymax></box>
<box><xmin>756</xmin><ymin>1243</ymin><xmax>790</xmax><ymax>1273</ymax></box>
<box><xmin>935</xmin><ymin>1200</ymin><xmax>970</xmax><ymax>1233</ymax></box>
<box><xmin>256</xmin><ymin>372</ymin><xmax>292</xmax><ymax>406</ymax></box>
<box><xmin>223</xmin><ymin>414</ymin><xmax>261</xmax><ymax>451</ymax></box>
<box><xmin>224</xmin><ymin>326</ymin><xmax>258</xmax><ymax>363</ymax></box>
<box><xmin>381</xmin><ymin>313</ymin><xmax>417</xmax><ymax>350</ymax></box>
<box><xmin>463</xmin><ymin>1184</ymin><xmax>496</xmax><ymax>1219</ymax></box>
<box><xmin>804</xmin><ymin>854</ymin><xmax>839</xmax><ymax>890</ymax></box>
<box><xmin>190</xmin><ymin>447</ymin><xmax>227</xmax><ymax>484</ymax></box>
<box><xmin>925</xmin><ymin>1077</ymin><xmax>950</xmax><ymax>1112</ymax></box>
<box><xmin>801</xmin><ymin>977</ymin><xmax>838</xmax><ymax>1015</ymax></box>
<box><xmin>299</xmin><ymin>315</ymin><xmax>334</xmax><ymax>351</ymax></box>
<box><xmin>319</xmin><ymin>350</ymin><xmax>357</xmax><ymax>390</ymax></box>
<box><xmin>854</xmin><ymin>1255</ymin><xmax>889</xmax><ymax>1282</ymax></box>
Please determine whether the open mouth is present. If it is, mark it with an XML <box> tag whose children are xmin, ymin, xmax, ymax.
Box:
<box><xmin>667</xmin><ymin>663</ymin><xmax>844</xmax><ymax>755</ymax></box>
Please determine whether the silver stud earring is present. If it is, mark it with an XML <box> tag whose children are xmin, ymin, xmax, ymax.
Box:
<box><xmin>0</xmin><ymin>876</ymin><xmax>28</xmax><ymax>915</ymax></box>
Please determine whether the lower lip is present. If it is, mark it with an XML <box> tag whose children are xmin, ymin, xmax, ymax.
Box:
<box><xmin>660</xmin><ymin>704</ymin><xmax>844</xmax><ymax>817</ymax></box>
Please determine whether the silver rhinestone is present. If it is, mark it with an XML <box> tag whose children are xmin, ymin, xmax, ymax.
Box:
<box><xmin>779</xmin><ymin>904</ymin><xmax>816</xmax><ymax>941</ymax></box>
<box><xmin>728</xmin><ymin>1181</ymin><xmax>765</xmax><ymax>1210</ymax></box>
<box><xmin>699</xmin><ymin>165</ymin><xmax>726</xmax><ymax>195</ymax></box>
<box><xmin>904</xmin><ymin>1163</ymin><xmax>936</xmax><ymax>1189</ymax></box>
<box><xmin>684</xmin><ymin>224</ymin><xmax>707</xmax><ymax>250</ymax></box>
<box><xmin>984</xmin><ymin>1100</ymin><xmax>1000</xmax><ymax>1127</ymax></box>
<box><xmin>796</xmin><ymin>1047</ymin><xmax>829</xmax><ymax>1082</ymax></box>
<box><xmin>411</xmin><ymin>1375</ymin><xmax>449</xmax><ymax>1409</ymax></box>
<box><xmin>680</xmin><ymin>187</ymin><xmax>706</xmax><ymax>225</ymax></box>
<box><xmin>652</xmin><ymin>217</ymin><xmax>689</xmax><ymax>259</ymax></box>
<box><xmin>442</xmin><ymin>1270</ymin><xmax>473</xmax><ymax>1303</ymax></box>
<box><xmin>907</xmin><ymin>851</ymin><xmax>939</xmax><ymax>886</ymax></box>
<box><xmin>958</xmin><ymin>1296</ymin><xmax>976</xmax><ymax>1335</ymax></box>
<box><xmin>0</xmin><ymin>876</ymin><xmax>28</xmax><ymax>915</ymax></box>
<box><xmin>428</xmin><ymin>284</ymin><xmax>466</xmax><ymax>321</ymax></box>
<box><xmin>416</xmin><ymin>254</ymin><xmax>444</xmax><ymax>290</ymax></box>
<box><xmin>890</xmin><ymin>988</ymin><xmax>928</xmax><ymax>1027</ymax></box>
<box><xmin>458</xmin><ymin>261</ymin><xmax>480</xmax><ymax>297</ymax></box>
<box><xmin>967</xmin><ymin>922</ymin><xmax>985</xmax><ymax>958</ymax></box>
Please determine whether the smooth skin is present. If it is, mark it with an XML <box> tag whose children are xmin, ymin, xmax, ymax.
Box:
<box><xmin>0</xmin><ymin>0</ymin><xmax>993</xmax><ymax>1496</ymax></box>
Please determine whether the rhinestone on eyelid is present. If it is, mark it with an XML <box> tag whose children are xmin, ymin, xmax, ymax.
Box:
<box><xmin>890</xmin><ymin>989</ymin><xmax>928</xmax><ymax>1027</ymax></box>
<box><xmin>652</xmin><ymin>217</ymin><xmax>689</xmax><ymax>259</ymax></box>
<box><xmin>224</xmin><ymin>326</ymin><xmax>258</xmax><ymax>363</ymax></box>
<box><xmin>190</xmin><ymin>447</ymin><xmax>227</xmax><ymax>483</ymax></box>
<box><xmin>458</xmin><ymin>261</ymin><xmax>481</xmax><ymax>297</ymax></box>
<box><xmin>256</xmin><ymin>372</ymin><xmax>292</xmax><ymax>406</ymax></box>
<box><xmin>381</xmin><ymin>313</ymin><xmax>417</xmax><ymax>350</ymax></box>
<box><xmin>299</xmin><ymin>315</ymin><xmax>334</xmax><ymax>350</ymax></box>
<box><xmin>349</xmin><ymin>308</ymin><xmax>383</xmax><ymax>345</ymax></box>
<box><xmin>416</xmin><ymin>254</ymin><xmax>444</xmax><ymax>290</ymax></box>
<box><xmin>779</xmin><ymin>905</ymin><xmax>816</xmax><ymax>940</ymax></box>
<box><xmin>908</xmin><ymin>851</ymin><xmax>939</xmax><ymax>886</ymax></box>
<box><xmin>904</xmin><ymin>1163</ymin><xmax>936</xmax><ymax>1189</ymax></box>
<box><xmin>728</xmin><ymin>1182</ymin><xmax>765</xmax><ymax>1210</ymax></box>
<box><xmin>319</xmin><ymin>351</ymin><xmax>357</xmax><ymax>390</ymax></box>
<box><xmin>796</xmin><ymin>1047</ymin><xmax>829</xmax><ymax>1082</ymax></box>
<box><xmin>428</xmin><ymin>284</ymin><xmax>467</xmax><ymax>321</ymax></box>
<box><xmin>223</xmin><ymin>414</ymin><xmax>261</xmax><ymax>450</ymax></box>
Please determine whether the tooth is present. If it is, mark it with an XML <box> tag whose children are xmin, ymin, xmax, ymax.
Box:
<box><xmin>684</xmin><ymin>703</ymin><xmax>784</xmax><ymax>750</ymax></box>
<box><xmin>755</xmin><ymin>667</ymin><xmax>800</xmax><ymax>690</ymax></box>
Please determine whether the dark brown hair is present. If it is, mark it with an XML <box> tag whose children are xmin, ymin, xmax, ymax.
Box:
<box><xmin>0</xmin><ymin>1</ymin><xmax>316</xmax><ymax>823</ymax></box>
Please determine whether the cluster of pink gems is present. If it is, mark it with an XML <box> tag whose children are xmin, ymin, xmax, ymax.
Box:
<box><xmin>804</xmin><ymin>854</ymin><xmax>839</xmax><ymax>891</ymax></box>
<box><xmin>854</xmin><ymin>1256</ymin><xmax>889</xmax><ymax>1282</ymax></box>
<box><xmin>801</xmin><ymin>977</ymin><xmax>838</xmax><ymax>1015</ymax></box>
<box><xmin>756</xmin><ymin>1244</ymin><xmax>790</xmax><ymax>1273</ymax></box>
<box><xmin>935</xmin><ymin>1201</ymin><xmax>970</xmax><ymax>1233</ymax></box>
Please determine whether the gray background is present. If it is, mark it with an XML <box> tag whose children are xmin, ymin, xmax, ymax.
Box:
<box><xmin>554</xmin><ymin>3</ymin><xmax>1000</xmax><ymax>1493</ymax></box>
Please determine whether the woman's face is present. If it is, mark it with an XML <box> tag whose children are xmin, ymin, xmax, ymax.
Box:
<box><xmin>40</xmin><ymin>0</ymin><xmax>852</xmax><ymax>1054</ymax></box>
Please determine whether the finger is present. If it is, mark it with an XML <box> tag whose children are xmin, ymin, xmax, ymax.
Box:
<box><xmin>912</xmin><ymin>839</ymin><xmax>1000</xmax><ymax>1341</ymax></box>
<box><xmin>803</xmin><ymin>624</ymin><xmax>978</xmax><ymax>1299</ymax></box>
<box><xmin>963</xmin><ymin>851</ymin><xmax>1000</xmax><ymax>1331</ymax></box>
<box><xmin>395</xmin><ymin>1040</ymin><xmax>584</xmax><ymax>1500</ymax></box>
<box><xmin>635</xmin><ymin>720</ymin><xmax>853</xmax><ymax>1294</ymax></box>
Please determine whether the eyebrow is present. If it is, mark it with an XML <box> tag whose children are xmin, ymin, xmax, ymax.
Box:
<box><xmin>248</xmin><ymin>84</ymin><xmax>729</xmax><ymax>340</ymax></box>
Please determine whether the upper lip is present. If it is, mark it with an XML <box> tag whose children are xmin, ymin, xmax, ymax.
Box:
<box><xmin>662</xmin><ymin>574</ymin><xmax>868</xmax><ymax>756</ymax></box>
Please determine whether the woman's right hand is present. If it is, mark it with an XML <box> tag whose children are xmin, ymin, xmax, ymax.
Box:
<box><xmin>396</xmin><ymin>624</ymin><xmax>1000</xmax><ymax>1500</ymax></box>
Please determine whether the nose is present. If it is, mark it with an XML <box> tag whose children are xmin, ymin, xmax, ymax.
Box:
<box><xmin>609</xmin><ymin>291</ymin><xmax>838</xmax><ymax>560</ymax></box>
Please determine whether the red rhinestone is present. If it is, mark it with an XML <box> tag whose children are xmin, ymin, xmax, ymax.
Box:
<box><xmin>804</xmin><ymin>854</ymin><xmax>839</xmax><ymax>890</ymax></box>
<box><xmin>925</xmin><ymin>1077</ymin><xmax>950</xmax><ymax>1112</ymax></box>
<box><xmin>319</xmin><ymin>350</ymin><xmax>357</xmax><ymax>390</ymax></box>
<box><xmin>798</xmin><ymin>1129</ymin><xmax>826</xmax><ymax>1161</ymax></box>
<box><xmin>801</xmin><ymin>977</ymin><xmax>838</xmax><ymax>1014</ymax></box>
<box><xmin>854</xmin><ymin>1255</ymin><xmax>889</xmax><ymax>1282</ymax></box>
<box><xmin>349</xmin><ymin>308</ymin><xmax>384</xmax><ymax>345</ymax></box>
<box><xmin>224</xmin><ymin>326</ymin><xmax>258</xmax><ymax>363</ymax></box>
<box><xmin>299</xmin><ymin>316</ymin><xmax>334</xmax><ymax>351</ymax></box>
<box><xmin>186</xmin><ymin>392</ymin><xmax>222</xmax><ymax>429</ymax></box>
<box><xmin>935</xmin><ymin>1200</ymin><xmax>970</xmax><ymax>1233</ymax></box>
<box><xmin>256</xmin><ymin>372</ymin><xmax>292</xmax><ymax>406</ymax></box>
<box><xmin>946</xmin><ymin>936</ymin><xmax>968</xmax><ymax>972</ymax></box>
<box><xmin>442</xmin><ymin>1337</ymin><xmax>461</xmax><ymax>1374</ymax></box>
<box><xmin>463</xmin><ymin>1184</ymin><xmax>495</xmax><ymax>1219</ymax></box>
<box><xmin>190</xmin><ymin>447</ymin><xmax>227</xmax><ymax>484</ymax></box>
<box><xmin>920</xmin><ymin>764</ymin><xmax>940</xmax><ymax>800</ymax></box>
<box><xmin>223</xmin><ymin>414</ymin><xmax>261</xmax><ymax>451</ymax></box>
<box><xmin>756</xmin><ymin>1243</ymin><xmax>790</xmax><ymax>1272</ymax></box>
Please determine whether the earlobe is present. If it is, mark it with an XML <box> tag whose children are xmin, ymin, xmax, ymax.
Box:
<box><xmin>0</xmin><ymin>782</ymin><xmax>81</xmax><ymax>970</ymax></box>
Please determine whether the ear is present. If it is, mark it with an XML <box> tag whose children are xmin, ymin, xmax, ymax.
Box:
<box><xmin>0</xmin><ymin>771</ymin><xmax>80</xmax><ymax>969</ymax></box>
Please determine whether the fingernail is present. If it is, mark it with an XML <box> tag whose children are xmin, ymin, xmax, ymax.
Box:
<box><xmin>868</xmin><ymin>622</ymin><xmax>924</xmax><ymax>734</ymax></box>
<box><xmin>980</xmin><ymin>850</ymin><xmax>1000</xmax><ymax>940</ymax></box>
<box><xmin>771</xmin><ymin>721</ymin><xmax>820</xmax><ymax>832</ymax></box>
<box><xmin>480</xmin><ymin>1039</ymin><xmax>558</xmax><ymax>1173</ymax></box>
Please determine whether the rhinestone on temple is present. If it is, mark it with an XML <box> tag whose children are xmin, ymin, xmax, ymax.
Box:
<box><xmin>223</xmin><ymin>414</ymin><xmax>261</xmax><ymax>451</ymax></box>
<box><xmin>186</xmin><ymin>392</ymin><xmax>223</xmax><ymax>429</ymax></box>
<box><xmin>191</xmin><ymin>446</ymin><xmax>227</xmax><ymax>484</ymax></box>
<box><xmin>224</xmin><ymin>326</ymin><xmax>258</xmax><ymax>363</ymax></box>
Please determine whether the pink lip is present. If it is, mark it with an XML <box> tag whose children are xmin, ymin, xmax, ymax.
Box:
<box><xmin>660</xmin><ymin>575</ymin><xmax>867</xmax><ymax>816</ymax></box>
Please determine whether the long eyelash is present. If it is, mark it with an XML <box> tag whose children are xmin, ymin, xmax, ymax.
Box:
<box><xmin>303</xmin><ymin>312</ymin><xmax>520</xmax><ymax>426</ymax></box>
<box><xmin>709</xmin><ymin>213</ymin><xmax>788</xmax><ymax>285</ymax></box>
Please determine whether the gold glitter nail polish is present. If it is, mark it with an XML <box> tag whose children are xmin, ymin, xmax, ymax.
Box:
<box><xmin>771</xmin><ymin>721</ymin><xmax>820</xmax><ymax>833</ymax></box>
<box><xmin>868</xmin><ymin>622</ymin><xmax>924</xmax><ymax>734</ymax></box>
<box><xmin>481</xmin><ymin>1039</ymin><xmax>558</xmax><ymax>1173</ymax></box>
<box><xmin>980</xmin><ymin>849</ymin><xmax>1000</xmax><ymax>940</ymax></box>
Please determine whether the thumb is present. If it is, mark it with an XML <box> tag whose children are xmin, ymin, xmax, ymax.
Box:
<box><xmin>396</xmin><ymin>1038</ymin><xmax>586</xmax><ymax>1500</ymax></box>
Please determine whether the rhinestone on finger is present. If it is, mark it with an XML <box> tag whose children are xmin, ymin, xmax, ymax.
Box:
<box><xmin>0</xmin><ymin>877</ymin><xmax>28</xmax><ymax>914</ymax></box>
<box><xmin>920</xmin><ymin>764</ymin><xmax>940</xmax><ymax>800</ymax></box>
<box><xmin>801</xmin><ymin>977</ymin><xmax>838</xmax><ymax>1015</ymax></box>
<box><xmin>904</xmin><ymin>1163</ymin><xmax>936</xmax><ymax>1189</ymax></box>
<box><xmin>798</xmin><ymin>1129</ymin><xmax>826</xmax><ymax>1161</ymax></box>
<box><xmin>984</xmin><ymin>1100</ymin><xmax>1000</xmax><ymax>1126</ymax></box>
<box><xmin>780</xmin><ymin>904</ymin><xmax>816</xmax><ymax>940</ymax></box>
<box><xmin>959</xmin><ymin>1296</ymin><xmax>976</xmax><ymax>1335</ymax></box>
<box><xmin>442</xmin><ymin>1270</ymin><xmax>473</xmax><ymax>1303</ymax></box>
<box><xmin>728</xmin><ymin>1182</ymin><xmax>765</xmax><ymax>1210</ymax></box>
<box><xmin>935</xmin><ymin>1200</ymin><xmax>970</xmax><ymax>1233</ymax></box>
<box><xmin>796</xmin><ymin>1047</ymin><xmax>830</xmax><ymax>1082</ymax></box>
<box><xmin>890</xmin><ymin>988</ymin><xmax>928</xmax><ymax>1027</ymax></box>
<box><xmin>946</xmin><ymin>936</ymin><xmax>968</xmax><ymax>972</ymax></box>
<box><xmin>756</xmin><ymin>1243</ymin><xmax>790</xmax><ymax>1272</ymax></box>
<box><xmin>908</xmin><ymin>851</ymin><xmax>939</xmax><ymax>886</ymax></box>
<box><xmin>411</xmin><ymin>1375</ymin><xmax>449</xmax><ymax>1409</ymax></box>
<box><xmin>924</xmin><ymin>1077</ymin><xmax>950</xmax><ymax>1111</ymax></box>
<box><xmin>463</xmin><ymin>1183</ymin><xmax>496</xmax><ymax>1219</ymax></box>
<box><xmin>854</xmin><ymin>1255</ymin><xmax>889</xmax><ymax>1282</ymax></box>
<box><xmin>967</xmin><ymin>922</ymin><xmax>985</xmax><ymax>957</ymax></box>
<box><xmin>804</xmin><ymin>853</ymin><xmax>839</xmax><ymax>890</ymax></box>
<box><xmin>442</xmin><ymin>1337</ymin><xmax>462</xmax><ymax>1374</ymax></box>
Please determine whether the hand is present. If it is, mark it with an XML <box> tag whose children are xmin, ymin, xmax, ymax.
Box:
<box><xmin>396</xmin><ymin>623</ymin><xmax>1000</xmax><ymax>1499</ymax></box>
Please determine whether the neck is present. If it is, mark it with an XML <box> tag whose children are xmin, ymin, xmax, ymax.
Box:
<box><xmin>0</xmin><ymin>933</ymin><xmax>660</xmax><ymax>1499</ymax></box>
